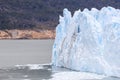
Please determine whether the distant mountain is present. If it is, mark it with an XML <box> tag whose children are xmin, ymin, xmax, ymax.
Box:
<box><xmin>0</xmin><ymin>0</ymin><xmax>120</xmax><ymax>30</ymax></box>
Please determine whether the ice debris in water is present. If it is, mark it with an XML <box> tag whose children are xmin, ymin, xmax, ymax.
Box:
<box><xmin>52</xmin><ymin>6</ymin><xmax>120</xmax><ymax>77</ymax></box>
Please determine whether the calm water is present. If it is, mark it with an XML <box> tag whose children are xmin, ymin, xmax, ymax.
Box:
<box><xmin>0</xmin><ymin>40</ymin><xmax>54</xmax><ymax>68</ymax></box>
<box><xmin>0</xmin><ymin>40</ymin><xmax>119</xmax><ymax>80</ymax></box>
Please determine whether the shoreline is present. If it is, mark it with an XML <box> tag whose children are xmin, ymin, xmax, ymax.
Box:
<box><xmin>0</xmin><ymin>29</ymin><xmax>55</xmax><ymax>39</ymax></box>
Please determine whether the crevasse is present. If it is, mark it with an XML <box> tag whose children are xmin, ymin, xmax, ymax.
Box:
<box><xmin>52</xmin><ymin>6</ymin><xmax>120</xmax><ymax>77</ymax></box>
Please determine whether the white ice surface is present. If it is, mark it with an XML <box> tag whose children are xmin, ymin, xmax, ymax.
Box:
<box><xmin>15</xmin><ymin>63</ymin><xmax>51</xmax><ymax>70</ymax></box>
<box><xmin>52</xmin><ymin>6</ymin><xmax>120</xmax><ymax>77</ymax></box>
<box><xmin>49</xmin><ymin>71</ymin><xmax>105</xmax><ymax>80</ymax></box>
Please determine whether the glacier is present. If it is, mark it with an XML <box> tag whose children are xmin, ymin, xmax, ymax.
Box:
<box><xmin>52</xmin><ymin>6</ymin><xmax>120</xmax><ymax>77</ymax></box>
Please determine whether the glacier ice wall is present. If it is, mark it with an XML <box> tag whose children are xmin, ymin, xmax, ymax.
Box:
<box><xmin>52</xmin><ymin>6</ymin><xmax>120</xmax><ymax>77</ymax></box>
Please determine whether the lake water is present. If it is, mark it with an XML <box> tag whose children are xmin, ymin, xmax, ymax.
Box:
<box><xmin>0</xmin><ymin>64</ymin><xmax>120</xmax><ymax>80</ymax></box>
<box><xmin>0</xmin><ymin>40</ymin><xmax>54</xmax><ymax>68</ymax></box>
<box><xmin>0</xmin><ymin>40</ymin><xmax>119</xmax><ymax>80</ymax></box>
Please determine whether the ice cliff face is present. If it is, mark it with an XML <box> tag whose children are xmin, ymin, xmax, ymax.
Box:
<box><xmin>52</xmin><ymin>6</ymin><xmax>120</xmax><ymax>77</ymax></box>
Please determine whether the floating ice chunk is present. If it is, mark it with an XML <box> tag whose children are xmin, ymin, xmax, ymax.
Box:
<box><xmin>49</xmin><ymin>72</ymin><xmax>105</xmax><ymax>80</ymax></box>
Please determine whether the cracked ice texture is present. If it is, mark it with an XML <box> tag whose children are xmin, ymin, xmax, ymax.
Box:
<box><xmin>52</xmin><ymin>6</ymin><xmax>120</xmax><ymax>77</ymax></box>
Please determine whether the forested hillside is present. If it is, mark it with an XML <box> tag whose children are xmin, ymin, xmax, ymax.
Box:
<box><xmin>0</xmin><ymin>0</ymin><xmax>120</xmax><ymax>30</ymax></box>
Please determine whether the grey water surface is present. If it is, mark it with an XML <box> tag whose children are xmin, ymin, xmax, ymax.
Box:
<box><xmin>0</xmin><ymin>40</ymin><xmax>54</xmax><ymax>68</ymax></box>
<box><xmin>0</xmin><ymin>40</ymin><xmax>119</xmax><ymax>80</ymax></box>
<box><xmin>0</xmin><ymin>64</ymin><xmax>120</xmax><ymax>80</ymax></box>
